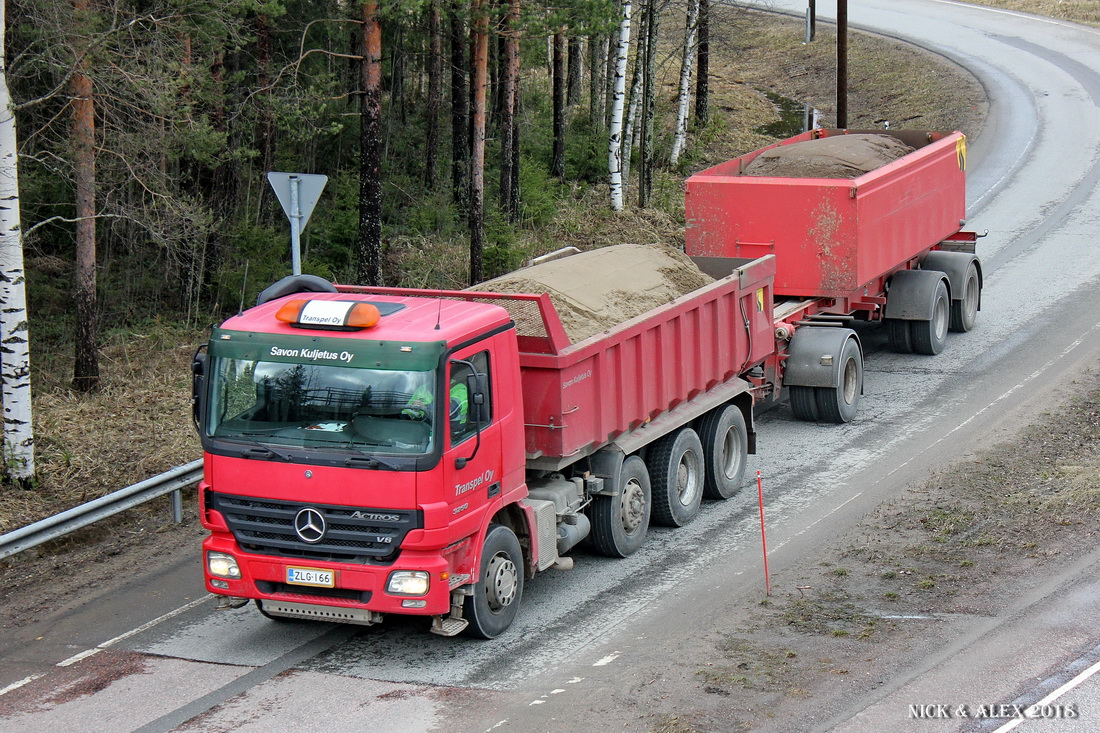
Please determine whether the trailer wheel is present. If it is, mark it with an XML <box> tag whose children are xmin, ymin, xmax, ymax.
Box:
<box><xmin>789</xmin><ymin>385</ymin><xmax>819</xmax><ymax>421</ymax></box>
<box><xmin>649</xmin><ymin>428</ymin><xmax>705</xmax><ymax>526</ymax></box>
<box><xmin>814</xmin><ymin>336</ymin><xmax>863</xmax><ymax>423</ymax></box>
<box><xmin>910</xmin><ymin>279</ymin><xmax>950</xmax><ymax>355</ymax></box>
<box><xmin>463</xmin><ymin>523</ymin><xmax>523</xmax><ymax>639</ymax></box>
<box><xmin>949</xmin><ymin>261</ymin><xmax>980</xmax><ymax>332</ymax></box>
<box><xmin>698</xmin><ymin>405</ymin><xmax>748</xmax><ymax>500</ymax></box>
<box><xmin>886</xmin><ymin>319</ymin><xmax>913</xmax><ymax>354</ymax></box>
<box><xmin>589</xmin><ymin>456</ymin><xmax>651</xmax><ymax>557</ymax></box>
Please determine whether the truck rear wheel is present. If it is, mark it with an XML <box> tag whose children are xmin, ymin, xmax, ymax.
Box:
<box><xmin>911</xmin><ymin>279</ymin><xmax>950</xmax><ymax>355</ymax></box>
<box><xmin>886</xmin><ymin>318</ymin><xmax>913</xmax><ymax>354</ymax></box>
<box><xmin>589</xmin><ymin>456</ymin><xmax>651</xmax><ymax>557</ymax></box>
<box><xmin>649</xmin><ymin>428</ymin><xmax>705</xmax><ymax>526</ymax></box>
<box><xmin>814</xmin><ymin>336</ymin><xmax>863</xmax><ymax>423</ymax></box>
<box><xmin>949</xmin><ymin>261</ymin><xmax>980</xmax><ymax>332</ymax></box>
<box><xmin>698</xmin><ymin>405</ymin><xmax>748</xmax><ymax>499</ymax></box>
<box><xmin>789</xmin><ymin>385</ymin><xmax>819</xmax><ymax>421</ymax></box>
<box><xmin>464</xmin><ymin>523</ymin><xmax>523</xmax><ymax>639</ymax></box>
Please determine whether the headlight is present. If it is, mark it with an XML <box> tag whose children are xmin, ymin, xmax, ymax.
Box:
<box><xmin>207</xmin><ymin>551</ymin><xmax>241</xmax><ymax>579</ymax></box>
<box><xmin>386</xmin><ymin>570</ymin><xmax>430</xmax><ymax>596</ymax></box>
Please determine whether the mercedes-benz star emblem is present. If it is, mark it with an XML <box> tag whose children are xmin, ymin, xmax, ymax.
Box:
<box><xmin>294</xmin><ymin>507</ymin><xmax>326</xmax><ymax>543</ymax></box>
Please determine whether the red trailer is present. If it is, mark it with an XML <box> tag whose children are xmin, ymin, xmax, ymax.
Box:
<box><xmin>686</xmin><ymin>129</ymin><xmax>982</xmax><ymax>421</ymax></box>
<box><xmin>191</xmin><ymin>130</ymin><xmax>983</xmax><ymax>639</ymax></box>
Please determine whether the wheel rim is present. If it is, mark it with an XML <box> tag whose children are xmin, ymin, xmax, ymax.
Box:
<box><xmin>620</xmin><ymin>478</ymin><xmax>646</xmax><ymax>534</ymax></box>
<box><xmin>963</xmin><ymin>273</ymin><xmax>979</xmax><ymax>321</ymax></box>
<box><xmin>675</xmin><ymin>450</ymin><xmax>702</xmax><ymax>507</ymax></box>
<box><xmin>841</xmin><ymin>357</ymin><xmax>859</xmax><ymax>405</ymax></box>
<box><xmin>933</xmin><ymin>295</ymin><xmax>948</xmax><ymax>339</ymax></box>
<box><xmin>484</xmin><ymin>551</ymin><xmax>518</xmax><ymax>612</ymax></box>
<box><xmin>720</xmin><ymin>426</ymin><xmax>742</xmax><ymax>480</ymax></box>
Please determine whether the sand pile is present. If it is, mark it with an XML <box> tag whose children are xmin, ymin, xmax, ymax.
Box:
<box><xmin>743</xmin><ymin>133</ymin><xmax>915</xmax><ymax>179</ymax></box>
<box><xmin>470</xmin><ymin>244</ymin><xmax>714</xmax><ymax>343</ymax></box>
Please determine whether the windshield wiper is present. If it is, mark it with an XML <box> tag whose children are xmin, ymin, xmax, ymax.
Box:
<box><xmin>218</xmin><ymin>437</ymin><xmax>294</xmax><ymax>461</ymax></box>
<box><xmin>343</xmin><ymin>454</ymin><xmax>400</xmax><ymax>470</ymax></box>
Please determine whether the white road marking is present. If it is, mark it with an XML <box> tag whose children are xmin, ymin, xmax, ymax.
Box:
<box><xmin>993</xmin><ymin>658</ymin><xmax>1100</xmax><ymax>732</ymax></box>
<box><xmin>593</xmin><ymin>653</ymin><xmax>620</xmax><ymax>667</ymax></box>
<box><xmin>56</xmin><ymin>648</ymin><xmax>102</xmax><ymax>667</ymax></box>
<box><xmin>55</xmin><ymin>595</ymin><xmax>213</xmax><ymax>668</ymax></box>
<box><xmin>0</xmin><ymin>674</ymin><xmax>44</xmax><ymax>697</ymax></box>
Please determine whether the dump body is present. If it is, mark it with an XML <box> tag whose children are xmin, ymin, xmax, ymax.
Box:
<box><xmin>684</xmin><ymin>129</ymin><xmax>968</xmax><ymax>298</ymax></box>
<box><xmin>348</xmin><ymin>253</ymin><xmax>776</xmax><ymax>470</ymax></box>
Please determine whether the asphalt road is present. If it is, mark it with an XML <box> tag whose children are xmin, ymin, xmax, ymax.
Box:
<box><xmin>3</xmin><ymin>1</ymin><xmax>1100</xmax><ymax>731</ymax></box>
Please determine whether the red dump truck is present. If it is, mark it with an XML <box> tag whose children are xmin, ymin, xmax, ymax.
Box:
<box><xmin>192</xmin><ymin>129</ymin><xmax>982</xmax><ymax>638</ymax></box>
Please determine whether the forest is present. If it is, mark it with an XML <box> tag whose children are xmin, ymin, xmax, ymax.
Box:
<box><xmin>0</xmin><ymin>0</ymin><xmax>989</xmax><ymax>494</ymax></box>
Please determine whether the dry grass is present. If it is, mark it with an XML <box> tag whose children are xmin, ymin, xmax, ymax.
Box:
<box><xmin>0</xmin><ymin>326</ymin><xmax>203</xmax><ymax>533</ymax></box>
<box><xmin>969</xmin><ymin>0</ymin><xmax>1100</xmax><ymax>25</ymax></box>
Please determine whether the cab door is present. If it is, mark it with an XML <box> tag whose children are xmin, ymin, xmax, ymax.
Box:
<box><xmin>441</xmin><ymin>348</ymin><xmax>501</xmax><ymax>529</ymax></box>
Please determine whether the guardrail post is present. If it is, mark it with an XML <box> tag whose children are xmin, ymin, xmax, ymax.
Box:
<box><xmin>171</xmin><ymin>489</ymin><xmax>183</xmax><ymax>523</ymax></box>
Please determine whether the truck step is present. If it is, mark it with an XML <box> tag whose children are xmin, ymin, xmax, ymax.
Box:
<box><xmin>431</xmin><ymin>616</ymin><xmax>469</xmax><ymax>637</ymax></box>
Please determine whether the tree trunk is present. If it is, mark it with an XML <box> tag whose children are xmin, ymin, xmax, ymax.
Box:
<box><xmin>71</xmin><ymin>0</ymin><xmax>99</xmax><ymax>393</ymax></box>
<box><xmin>0</xmin><ymin>1</ymin><xmax>35</xmax><ymax>482</ymax></box>
<box><xmin>551</xmin><ymin>31</ymin><xmax>566</xmax><ymax>180</ymax></box>
<box><xmin>638</xmin><ymin>0</ymin><xmax>659</xmax><ymax>207</ymax></box>
<box><xmin>588</xmin><ymin>33</ymin><xmax>605</xmax><ymax>128</ymax></box>
<box><xmin>499</xmin><ymin>0</ymin><xmax>519</xmax><ymax>220</ymax></box>
<box><xmin>449</xmin><ymin>1</ymin><xmax>470</xmax><ymax>215</ymax></box>
<box><xmin>669</xmin><ymin>0</ymin><xmax>700</xmax><ymax>166</ymax></box>
<box><xmin>567</xmin><ymin>36</ymin><xmax>583</xmax><ymax>106</ymax></box>
<box><xmin>608</xmin><ymin>0</ymin><xmax>632</xmax><ymax>211</ymax></box>
<box><xmin>695</xmin><ymin>0</ymin><xmax>709</xmax><ymax>126</ymax></box>
<box><xmin>468</xmin><ymin>0</ymin><xmax>488</xmax><ymax>285</ymax></box>
<box><xmin>507</xmin><ymin>0</ymin><xmax>521</xmax><ymax>220</ymax></box>
<box><xmin>256</xmin><ymin>13</ymin><xmax>275</xmax><ymax>176</ymax></box>
<box><xmin>357</xmin><ymin>0</ymin><xmax>383</xmax><ymax>285</ymax></box>
<box><xmin>622</xmin><ymin>5</ymin><xmax>646</xmax><ymax>186</ymax></box>
<box><xmin>425</xmin><ymin>0</ymin><xmax>442</xmax><ymax>186</ymax></box>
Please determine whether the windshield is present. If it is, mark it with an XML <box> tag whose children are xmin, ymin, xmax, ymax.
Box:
<box><xmin>207</xmin><ymin>357</ymin><xmax>437</xmax><ymax>456</ymax></box>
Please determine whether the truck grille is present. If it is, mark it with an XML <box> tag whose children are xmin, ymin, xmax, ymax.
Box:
<box><xmin>207</xmin><ymin>491</ymin><xmax>422</xmax><ymax>563</ymax></box>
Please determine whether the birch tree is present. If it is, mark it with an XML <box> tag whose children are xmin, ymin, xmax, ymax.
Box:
<box><xmin>668</xmin><ymin>0</ymin><xmax>699</xmax><ymax>167</ymax></box>
<box><xmin>0</xmin><ymin>1</ymin><xmax>34</xmax><ymax>482</ymax></box>
<box><xmin>607</xmin><ymin>0</ymin><xmax>631</xmax><ymax>211</ymax></box>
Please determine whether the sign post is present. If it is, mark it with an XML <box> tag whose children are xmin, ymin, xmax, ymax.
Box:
<box><xmin>267</xmin><ymin>172</ymin><xmax>328</xmax><ymax>275</ymax></box>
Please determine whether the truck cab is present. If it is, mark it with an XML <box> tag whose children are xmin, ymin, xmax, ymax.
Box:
<box><xmin>194</xmin><ymin>284</ymin><xmax>529</xmax><ymax>637</ymax></box>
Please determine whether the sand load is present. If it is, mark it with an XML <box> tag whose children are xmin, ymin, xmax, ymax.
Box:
<box><xmin>469</xmin><ymin>243</ymin><xmax>714</xmax><ymax>343</ymax></box>
<box><xmin>742</xmin><ymin>133</ymin><xmax>915</xmax><ymax>179</ymax></box>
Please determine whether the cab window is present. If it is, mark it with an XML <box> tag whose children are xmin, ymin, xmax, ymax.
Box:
<box><xmin>450</xmin><ymin>351</ymin><xmax>490</xmax><ymax>446</ymax></box>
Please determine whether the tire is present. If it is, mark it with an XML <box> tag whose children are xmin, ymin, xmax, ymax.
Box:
<box><xmin>649</xmin><ymin>428</ymin><xmax>705</xmax><ymax>527</ymax></box>
<box><xmin>949</xmin><ymin>261</ymin><xmax>980</xmax><ymax>332</ymax></box>
<box><xmin>789</xmin><ymin>385</ymin><xmax>819</xmax><ymax>421</ymax></box>
<box><xmin>814</xmin><ymin>337</ymin><xmax>863</xmax><ymax>423</ymax></box>
<box><xmin>698</xmin><ymin>405</ymin><xmax>748</xmax><ymax>500</ymax></box>
<box><xmin>464</xmin><ymin>524</ymin><xmax>523</xmax><ymax>639</ymax></box>
<box><xmin>589</xmin><ymin>456</ymin><xmax>651</xmax><ymax>557</ymax></box>
<box><xmin>886</xmin><ymin>318</ymin><xmax>913</xmax><ymax>354</ymax></box>
<box><xmin>910</xmin><ymin>279</ymin><xmax>950</xmax><ymax>355</ymax></box>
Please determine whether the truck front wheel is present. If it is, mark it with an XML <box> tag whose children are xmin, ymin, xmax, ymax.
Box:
<box><xmin>649</xmin><ymin>428</ymin><xmax>705</xmax><ymax>526</ymax></box>
<box><xmin>464</xmin><ymin>523</ymin><xmax>523</xmax><ymax>639</ymax></box>
<box><xmin>589</xmin><ymin>456</ymin><xmax>651</xmax><ymax>557</ymax></box>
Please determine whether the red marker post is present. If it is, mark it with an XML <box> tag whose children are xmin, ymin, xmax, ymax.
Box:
<box><xmin>757</xmin><ymin>469</ymin><xmax>770</xmax><ymax>596</ymax></box>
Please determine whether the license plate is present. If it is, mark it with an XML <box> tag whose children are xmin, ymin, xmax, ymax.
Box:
<box><xmin>286</xmin><ymin>566</ymin><xmax>335</xmax><ymax>587</ymax></box>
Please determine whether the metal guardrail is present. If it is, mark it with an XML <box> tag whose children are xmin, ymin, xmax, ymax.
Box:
<box><xmin>0</xmin><ymin>459</ymin><xmax>203</xmax><ymax>561</ymax></box>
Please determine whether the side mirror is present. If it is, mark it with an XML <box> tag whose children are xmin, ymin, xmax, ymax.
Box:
<box><xmin>191</xmin><ymin>347</ymin><xmax>207</xmax><ymax>433</ymax></box>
